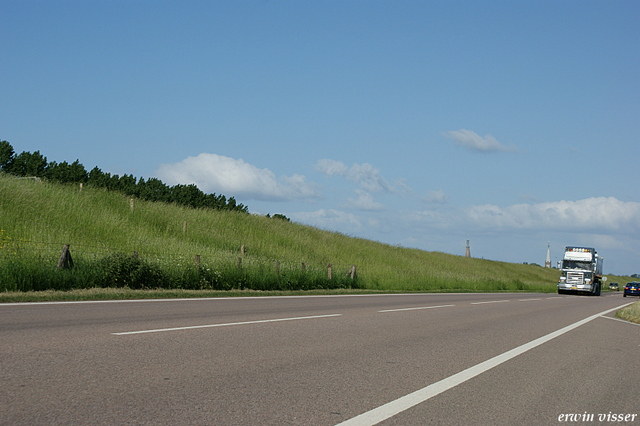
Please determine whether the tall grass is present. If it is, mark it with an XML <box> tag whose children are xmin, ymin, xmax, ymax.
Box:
<box><xmin>1</xmin><ymin>174</ymin><xmax>563</xmax><ymax>293</ymax></box>
<box><xmin>616</xmin><ymin>301</ymin><xmax>640</xmax><ymax>324</ymax></box>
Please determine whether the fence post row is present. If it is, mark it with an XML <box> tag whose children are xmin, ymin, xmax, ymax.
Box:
<box><xmin>52</xmin><ymin>241</ymin><xmax>356</xmax><ymax>280</ymax></box>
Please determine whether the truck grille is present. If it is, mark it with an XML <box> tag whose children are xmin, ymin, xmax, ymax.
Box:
<box><xmin>567</xmin><ymin>272</ymin><xmax>584</xmax><ymax>284</ymax></box>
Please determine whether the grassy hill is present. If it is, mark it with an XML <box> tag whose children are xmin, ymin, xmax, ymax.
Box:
<box><xmin>0</xmin><ymin>174</ymin><xmax>567</xmax><ymax>296</ymax></box>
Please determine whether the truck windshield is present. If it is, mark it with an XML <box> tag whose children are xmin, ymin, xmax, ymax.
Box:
<box><xmin>563</xmin><ymin>261</ymin><xmax>590</xmax><ymax>270</ymax></box>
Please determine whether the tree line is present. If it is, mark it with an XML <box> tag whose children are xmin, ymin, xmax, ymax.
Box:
<box><xmin>0</xmin><ymin>140</ymin><xmax>248</xmax><ymax>213</ymax></box>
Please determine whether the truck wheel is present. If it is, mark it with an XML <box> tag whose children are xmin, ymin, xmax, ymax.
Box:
<box><xmin>595</xmin><ymin>283</ymin><xmax>601</xmax><ymax>296</ymax></box>
<box><xmin>590</xmin><ymin>283</ymin><xmax>599</xmax><ymax>296</ymax></box>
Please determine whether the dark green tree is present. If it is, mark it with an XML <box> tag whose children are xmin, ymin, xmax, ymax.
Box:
<box><xmin>204</xmin><ymin>192</ymin><xmax>225</xmax><ymax>209</ymax></box>
<box><xmin>68</xmin><ymin>160</ymin><xmax>88</xmax><ymax>183</ymax></box>
<box><xmin>9</xmin><ymin>150</ymin><xmax>48</xmax><ymax>177</ymax></box>
<box><xmin>0</xmin><ymin>140</ymin><xmax>15</xmax><ymax>171</ymax></box>
<box><xmin>138</xmin><ymin>177</ymin><xmax>170</xmax><ymax>202</ymax></box>
<box><xmin>106</xmin><ymin>174</ymin><xmax>121</xmax><ymax>191</ymax></box>
<box><xmin>44</xmin><ymin>159</ymin><xmax>87</xmax><ymax>184</ymax></box>
<box><xmin>46</xmin><ymin>160</ymin><xmax>67</xmax><ymax>182</ymax></box>
<box><xmin>117</xmin><ymin>174</ymin><xmax>138</xmax><ymax>196</ymax></box>
<box><xmin>170</xmin><ymin>184</ymin><xmax>205</xmax><ymax>208</ymax></box>
<box><xmin>88</xmin><ymin>166</ymin><xmax>109</xmax><ymax>187</ymax></box>
<box><xmin>0</xmin><ymin>140</ymin><xmax>249</xmax><ymax>213</ymax></box>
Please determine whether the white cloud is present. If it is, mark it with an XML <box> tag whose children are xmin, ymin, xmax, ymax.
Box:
<box><xmin>581</xmin><ymin>234</ymin><xmax>624</xmax><ymax>250</ymax></box>
<box><xmin>375</xmin><ymin>197</ymin><xmax>640</xmax><ymax>245</ymax></box>
<box><xmin>442</xmin><ymin>129</ymin><xmax>517</xmax><ymax>153</ymax></box>
<box><xmin>392</xmin><ymin>178</ymin><xmax>413</xmax><ymax>194</ymax></box>
<box><xmin>290</xmin><ymin>209</ymin><xmax>362</xmax><ymax>229</ymax></box>
<box><xmin>288</xmin><ymin>196</ymin><xmax>640</xmax><ymax>274</ymax></box>
<box><xmin>422</xmin><ymin>189</ymin><xmax>448</xmax><ymax>204</ymax></box>
<box><xmin>347</xmin><ymin>163</ymin><xmax>394</xmax><ymax>193</ymax></box>
<box><xmin>155</xmin><ymin>153</ymin><xmax>321</xmax><ymax>201</ymax></box>
<box><xmin>344</xmin><ymin>189</ymin><xmax>385</xmax><ymax>211</ymax></box>
<box><xmin>314</xmin><ymin>159</ymin><xmax>396</xmax><ymax>193</ymax></box>
<box><xmin>402</xmin><ymin>209</ymin><xmax>453</xmax><ymax>230</ymax></box>
<box><xmin>314</xmin><ymin>159</ymin><xmax>349</xmax><ymax>177</ymax></box>
<box><xmin>464</xmin><ymin>197</ymin><xmax>640</xmax><ymax>232</ymax></box>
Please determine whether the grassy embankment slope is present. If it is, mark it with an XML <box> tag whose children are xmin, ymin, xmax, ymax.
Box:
<box><xmin>0</xmin><ymin>174</ymin><xmax>584</xmax><ymax>301</ymax></box>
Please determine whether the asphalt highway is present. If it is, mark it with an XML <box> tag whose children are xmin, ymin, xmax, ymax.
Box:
<box><xmin>1</xmin><ymin>292</ymin><xmax>638</xmax><ymax>425</ymax></box>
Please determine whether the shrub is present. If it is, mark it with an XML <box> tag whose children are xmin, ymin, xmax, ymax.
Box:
<box><xmin>97</xmin><ymin>252</ymin><xmax>167</xmax><ymax>289</ymax></box>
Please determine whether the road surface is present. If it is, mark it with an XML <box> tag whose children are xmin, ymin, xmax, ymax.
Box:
<box><xmin>1</xmin><ymin>292</ymin><xmax>638</xmax><ymax>425</ymax></box>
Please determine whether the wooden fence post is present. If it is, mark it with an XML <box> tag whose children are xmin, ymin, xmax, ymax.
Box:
<box><xmin>275</xmin><ymin>261</ymin><xmax>280</xmax><ymax>277</ymax></box>
<box><xmin>241</xmin><ymin>244</ymin><xmax>245</xmax><ymax>256</ymax></box>
<box><xmin>79</xmin><ymin>183</ymin><xmax>83</xmax><ymax>192</ymax></box>
<box><xmin>350</xmin><ymin>265</ymin><xmax>357</xmax><ymax>279</ymax></box>
<box><xmin>183</xmin><ymin>221</ymin><xmax>187</xmax><ymax>234</ymax></box>
<box><xmin>56</xmin><ymin>244</ymin><xmax>74</xmax><ymax>270</ymax></box>
<box><xmin>195</xmin><ymin>255</ymin><xmax>200</xmax><ymax>266</ymax></box>
<box><xmin>328</xmin><ymin>263</ymin><xmax>332</xmax><ymax>280</ymax></box>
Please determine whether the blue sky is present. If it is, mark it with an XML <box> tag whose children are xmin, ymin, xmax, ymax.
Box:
<box><xmin>2</xmin><ymin>1</ymin><xmax>639</xmax><ymax>275</ymax></box>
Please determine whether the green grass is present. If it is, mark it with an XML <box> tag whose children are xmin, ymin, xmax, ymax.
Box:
<box><xmin>616</xmin><ymin>301</ymin><xmax>640</xmax><ymax>324</ymax></box>
<box><xmin>0</xmin><ymin>174</ymin><xmax>570</xmax><ymax>297</ymax></box>
<box><xmin>0</xmin><ymin>287</ymin><xmax>389</xmax><ymax>303</ymax></box>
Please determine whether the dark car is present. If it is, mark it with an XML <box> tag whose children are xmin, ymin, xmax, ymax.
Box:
<box><xmin>609</xmin><ymin>282</ymin><xmax>619</xmax><ymax>291</ymax></box>
<box><xmin>623</xmin><ymin>282</ymin><xmax>640</xmax><ymax>297</ymax></box>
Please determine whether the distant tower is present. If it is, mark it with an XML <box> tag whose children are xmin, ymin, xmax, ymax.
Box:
<box><xmin>545</xmin><ymin>241</ymin><xmax>551</xmax><ymax>268</ymax></box>
<box><xmin>465</xmin><ymin>240</ymin><xmax>471</xmax><ymax>258</ymax></box>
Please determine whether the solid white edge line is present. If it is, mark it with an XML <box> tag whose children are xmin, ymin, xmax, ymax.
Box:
<box><xmin>599</xmin><ymin>315</ymin><xmax>640</xmax><ymax>327</ymax></box>
<box><xmin>334</xmin><ymin>303</ymin><xmax>633</xmax><ymax>426</ymax></box>
<box><xmin>1</xmin><ymin>293</ymin><xmax>577</xmax><ymax>307</ymax></box>
<box><xmin>0</xmin><ymin>293</ymin><xmax>473</xmax><ymax>307</ymax></box>
<box><xmin>470</xmin><ymin>300</ymin><xmax>510</xmax><ymax>305</ymax></box>
<box><xmin>378</xmin><ymin>305</ymin><xmax>454</xmax><ymax>313</ymax></box>
<box><xmin>112</xmin><ymin>313</ymin><xmax>342</xmax><ymax>335</ymax></box>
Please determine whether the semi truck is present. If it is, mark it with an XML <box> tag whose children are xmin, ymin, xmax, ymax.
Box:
<box><xmin>557</xmin><ymin>247</ymin><xmax>603</xmax><ymax>296</ymax></box>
